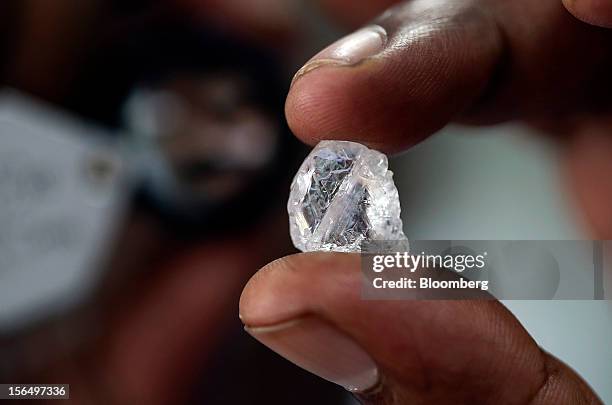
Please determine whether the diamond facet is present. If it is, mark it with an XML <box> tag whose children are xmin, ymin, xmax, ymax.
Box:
<box><xmin>288</xmin><ymin>140</ymin><xmax>407</xmax><ymax>252</ymax></box>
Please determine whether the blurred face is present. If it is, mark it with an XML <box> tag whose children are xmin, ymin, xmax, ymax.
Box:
<box><xmin>125</xmin><ymin>72</ymin><xmax>280</xmax><ymax>201</ymax></box>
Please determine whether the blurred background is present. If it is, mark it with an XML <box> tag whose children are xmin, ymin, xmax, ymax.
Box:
<box><xmin>0</xmin><ymin>0</ymin><xmax>610</xmax><ymax>404</ymax></box>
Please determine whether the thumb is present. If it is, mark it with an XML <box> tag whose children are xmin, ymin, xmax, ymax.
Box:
<box><xmin>563</xmin><ymin>0</ymin><xmax>612</xmax><ymax>28</ymax></box>
<box><xmin>239</xmin><ymin>253</ymin><xmax>601</xmax><ymax>403</ymax></box>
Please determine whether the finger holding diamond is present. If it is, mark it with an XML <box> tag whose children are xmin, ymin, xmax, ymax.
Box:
<box><xmin>286</xmin><ymin>0</ymin><xmax>612</xmax><ymax>153</ymax></box>
<box><xmin>240</xmin><ymin>253</ymin><xmax>602</xmax><ymax>403</ymax></box>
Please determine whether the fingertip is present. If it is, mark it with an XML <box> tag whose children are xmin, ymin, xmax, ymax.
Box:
<box><xmin>239</xmin><ymin>255</ymin><xmax>296</xmax><ymax>326</ymax></box>
<box><xmin>239</xmin><ymin>252</ymin><xmax>360</xmax><ymax>326</ymax></box>
<box><xmin>563</xmin><ymin>0</ymin><xmax>612</xmax><ymax>28</ymax></box>
<box><xmin>286</xmin><ymin>62</ymin><xmax>430</xmax><ymax>153</ymax></box>
<box><xmin>286</xmin><ymin>2</ymin><xmax>503</xmax><ymax>154</ymax></box>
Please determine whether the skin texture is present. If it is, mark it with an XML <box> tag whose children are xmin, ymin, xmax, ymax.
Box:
<box><xmin>287</xmin><ymin>0</ymin><xmax>612</xmax><ymax>149</ymax></box>
<box><xmin>240</xmin><ymin>253</ymin><xmax>601</xmax><ymax>404</ymax></box>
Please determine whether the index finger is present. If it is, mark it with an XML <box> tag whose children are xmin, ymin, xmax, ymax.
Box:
<box><xmin>286</xmin><ymin>0</ymin><xmax>612</xmax><ymax>153</ymax></box>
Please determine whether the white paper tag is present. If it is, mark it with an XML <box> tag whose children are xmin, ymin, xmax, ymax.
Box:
<box><xmin>0</xmin><ymin>91</ymin><xmax>128</xmax><ymax>332</ymax></box>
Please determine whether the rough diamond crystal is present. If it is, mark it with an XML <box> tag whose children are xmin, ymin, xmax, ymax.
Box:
<box><xmin>288</xmin><ymin>140</ymin><xmax>407</xmax><ymax>252</ymax></box>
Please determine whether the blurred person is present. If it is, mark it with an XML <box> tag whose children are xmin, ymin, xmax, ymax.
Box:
<box><xmin>1</xmin><ymin>1</ymin><xmax>344</xmax><ymax>404</ymax></box>
<box><xmin>1</xmin><ymin>1</ymin><xmax>612</xmax><ymax>405</ymax></box>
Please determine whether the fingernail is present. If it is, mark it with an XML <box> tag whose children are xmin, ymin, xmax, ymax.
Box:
<box><xmin>245</xmin><ymin>316</ymin><xmax>379</xmax><ymax>392</ymax></box>
<box><xmin>292</xmin><ymin>25</ymin><xmax>387</xmax><ymax>86</ymax></box>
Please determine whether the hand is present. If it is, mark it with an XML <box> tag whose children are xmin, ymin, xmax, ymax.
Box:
<box><xmin>241</xmin><ymin>0</ymin><xmax>610</xmax><ymax>403</ymax></box>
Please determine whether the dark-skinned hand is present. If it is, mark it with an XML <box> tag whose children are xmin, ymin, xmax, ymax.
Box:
<box><xmin>240</xmin><ymin>1</ymin><xmax>611</xmax><ymax>403</ymax></box>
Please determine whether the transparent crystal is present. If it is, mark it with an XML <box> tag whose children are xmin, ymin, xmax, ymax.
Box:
<box><xmin>288</xmin><ymin>140</ymin><xmax>407</xmax><ymax>252</ymax></box>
